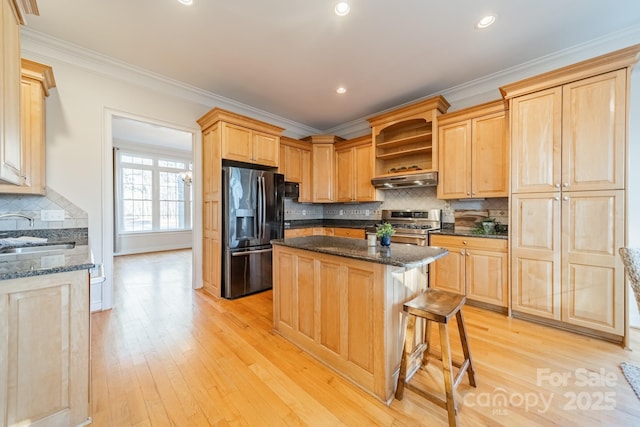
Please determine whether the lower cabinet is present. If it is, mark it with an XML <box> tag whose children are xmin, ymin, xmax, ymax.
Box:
<box><xmin>284</xmin><ymin>227</ymin><xmax>365</xmax><ymax>239</ymax></box>
<box><xmin>0</xmin><ymin>270</ymin><xmax>90</xmax><ymax>427</ymax></box>
<box><xmin>430</xmin><ymin>234</ymin><xmax>508</xmax><ymax>309</ymax></box>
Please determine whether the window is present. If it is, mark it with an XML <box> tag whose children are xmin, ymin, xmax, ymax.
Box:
<box><xmin>116</xmin><ymin>149</ymin><xmax>192</xmax><ymax>233</ymax></box>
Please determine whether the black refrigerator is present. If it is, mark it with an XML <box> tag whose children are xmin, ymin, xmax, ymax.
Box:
<box><xmin>222</xmin><ymin>166</ymin><xmax>284</xmax><ymax>298</ymax></box>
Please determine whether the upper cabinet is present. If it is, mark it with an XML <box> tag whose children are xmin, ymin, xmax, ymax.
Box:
<box><xmin>279</xmin><ymin>136</ymin><xmax>312</xmax><ymax>202</ymax></box>
<box><xmin>335</xmin><ymin>135</ymin><xmax>378</xmax><ymax>202</ymax></box>
<box><xmin>437</xmin><ymin>100</ymin><xmax>509</xmax><ymax>199</ymax></box>
<box><xmin>367</xmin><ymin>95</ymin><xmax>449</xmax><ymax>179</ymax></box>
<box><xmin>0</xmin><ymin>59</ymin><xmax>55</xmax><ymax>195</ymax></box>
<box><xmin>1</xmin><ymin>0</ymin><xmax>23</xmax><ymax>185</ymax></box>
<box><xmin>302</xmin><ymin>135</ymin><xmax>344</xmax><ymax>203</ymax></box>
<box><xmin>205</xmin><ymin>108</ymin><xmax>283</xmax><ymax>168</ymax></box>
<box><xmin>502</xmin><ymin>47</ymin><xmax>636</xmax><ymax>194</ymax></box>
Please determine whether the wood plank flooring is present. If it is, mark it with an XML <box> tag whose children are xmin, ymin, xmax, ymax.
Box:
<box><xmin>91</xmin><ymin>249</ymin><xmax>640</xmax><ymax>426</ymax></box>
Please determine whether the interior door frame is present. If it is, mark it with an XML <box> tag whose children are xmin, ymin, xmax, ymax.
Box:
<box><xmin>101</xmin><ymin>108</ymin><xmax>202</xmax><ymax>310</ymax></box>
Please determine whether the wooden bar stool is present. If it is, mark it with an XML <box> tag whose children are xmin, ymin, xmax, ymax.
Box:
<box><xmin>395</xmin><ymin>289</ymin><xmax>476</xmax><ymax>427</ymax></box>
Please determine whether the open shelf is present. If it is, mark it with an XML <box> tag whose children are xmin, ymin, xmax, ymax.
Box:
<box><xmin>376</xmin><ymin>146</ymin><xmax>432</xmax><ymax>160</ymax></box>
<box><xmin>375</xmin><ymin>132</ymin><xmax>432</xmax><ymax>149</ymax></box>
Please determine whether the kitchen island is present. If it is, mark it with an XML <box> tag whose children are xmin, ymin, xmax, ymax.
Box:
<box><xmin>271</xmin><ymin>236</ymin><xmax>447</xmax><ymax>403</ymax></box>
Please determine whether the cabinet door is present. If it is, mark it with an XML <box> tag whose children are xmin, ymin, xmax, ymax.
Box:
<box><xmin>510</xmin><ymin>87</ymin><xmax>562</xmax><ymax>193</ymax></box>
<box><xmin>0</xmin><ymin>0</ymin><xmax>22</xmax><ymax>185</ymax></box>
<box><xmin>354</xmin><ymin>144</ymin><xmax>376</xmax><ymax>201</ymax></box>
<box><xmin>335</xmin><ymin>147</ymin><xmax>354</xmax><ymax>202</ymax></box>
<box><xmin>282</xmin><ymin>145</ymin><xmax>302</xmax><ymax>182</ymax></box>
<box><xmin>510</xmin><ymin>193</ymin><xmax>561</xmax><ymax>320</ymax></box>
<box><xmin>318</xmin><ymin>260</ymin><xmax>343</xmax><ymax>354</ymax></box>
<box><xmin>221</xmin><ymin>123</ymin><xmax>252</xmax><ymax>163</ymax></box>
<box><xmin>299</xmin><ymin>148</ymin><xmax>313</xmax><ymax>202</ymax></box>
<box><xmin>466</xmin><ymin>248</ymin><xmax>508</xmax><ymax>307</ymax></box>
<box><xmin>472</xmin><ymin>112</ymin><xmax>508</xmax><ymax>198</ymax></box>
<box><xmin>0</xmin><ymin>271</ymin><xmax>89</xmax><ymax>427</ymax></box>
<box><xmin>561</xmin><ymin>190</ymin><xmax>624</xmax><ymax>334</ymax></box>
<box><xmin>252</xmin><ymin>131</ymin><xmax>279</xmax><ymax>167</ymax></box>
<box><xmin>429</xmin><ymin>245</ymin><xmax>465</xmax><ymax>295</ymax></box>
<box><xmin>437</xmin><ymin>120</ymin><xmax>470</xmax><ymax>199</ymax></box>
<box><xmin>312</xmin><ymin>144</ymin><xmax>335</xmax><ymax>202</ymax></box>
<box><xmin>562</xmin><ymin>70</ymin><xmax>626</xmax><ymax>191</ymax></box>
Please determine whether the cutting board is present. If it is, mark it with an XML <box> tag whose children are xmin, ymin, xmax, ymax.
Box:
<box><xmin>454</xmin><ymin>210</ymin><xmax>489</xmax><ymax>229</ymax></box>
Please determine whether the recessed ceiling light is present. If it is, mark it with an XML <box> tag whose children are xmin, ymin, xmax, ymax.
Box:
<box><xmin>178</xmin><ymin>0</ymin><xmax>193</xmax><ymax>5</ymax></box>
<box><xmin>476</xmin><ymin>14</ymin><xmax>496</xmax><ymax>29</ymax></box>
<box><xmin>336</xmin><ymin>87</ymin><xmax>347</xmax><ymax>94</ymax></box>
<box><xmin>335</xmin><ymin>2</ymin><xmax>350</xmax><ymax>16</ymax></box>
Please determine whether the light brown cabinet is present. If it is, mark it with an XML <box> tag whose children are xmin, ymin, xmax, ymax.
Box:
<box><xmin>367</xmin><ymin>96</ymin><xmax>449</xmax><ymax>179</ymax></box>
<box><xmin>303</xmin><ymin>135</ymin><xmax>344</xmax><ymax>203</ymax></box>
<box><xmin>0</xmin><ymin>0</ymin><xmax>23</xmax><ymax>185</ymax></box>
<box><xmin>335</xmin><ymin>135</ymin><xmax>378</xmax><ymax>202</ymax></box>
<box><xmin>279</xmin><ymin>137</ymin><xmax>312</xmax><ymax>202</ymax></box>
<box><xmin>221</xmin><ymin>122</ymin><xmax>280</xmax><ymax>167</ymax></box>
<box><xmin>0</xmin><ymin>270</ymin><xmax>90</xmax><ymax>427</ymax></box>
<box><xmin>429</xmin><ymin>235</ymin><xmax>508</xmax><ymax>309</ymax></box>
<box><xmin>437</xmin><ymin>100</ymin><xmax>508</xmax><ymax>199</ymax></box>
<box><xmin>284</xmin><ymin>227</ymin><xmax>364</xmax><ymax>239</ymax></box>
<box><xmin>0</xmin><ymin>59</ymin><xmax>55</xmax><ymax>195</ymax></box>
<box><xmin>500</xmin><ymin>45</ymin><xmax>640</xmax><ymax>340</ymax></box>
<box><xmin>198</xmin><ymin>107</ymin><xmax>284</xmax><ymax>297</ymax></box>
<box><xmin>509</xmin><ymin>70</ymin><xmax>626</xmax><ymax>193</ymax></box>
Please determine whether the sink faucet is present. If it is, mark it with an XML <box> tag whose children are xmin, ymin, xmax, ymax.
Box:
<box><xmin>0</xmin><ymin>213</ymin><xmax>35</xmax><ymax>228</ymax></box>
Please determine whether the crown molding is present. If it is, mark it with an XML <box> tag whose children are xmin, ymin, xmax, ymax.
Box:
<box><xmin>20</xmin><ymin>28</ymin><xmax>321</xmax><ymax>138</ymax></box>
<box><xmin>21</xmin><ymin>24</ymin><xmax>640</xmax><ymax>139</ymax></box>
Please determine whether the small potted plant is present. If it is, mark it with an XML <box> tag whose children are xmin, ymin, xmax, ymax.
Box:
<box><xmin>376</xmin><ymin>222</ymin><xmax>395</xmax><ymax>247</ymax></box>
<box><xmin>481</xmin><ymin>217</ymin><xmax>497</xmax><ymax>234</ymax></box>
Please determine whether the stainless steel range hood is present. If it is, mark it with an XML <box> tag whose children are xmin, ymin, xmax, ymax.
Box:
<box><xmin>371</xmin><ymin>171</ymin><xmax>438</xmax><ymax>189</ymax></box>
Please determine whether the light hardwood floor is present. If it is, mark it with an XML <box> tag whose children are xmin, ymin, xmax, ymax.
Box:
<box><xmin>91</xmin><ymin>249</ymin><xmax>640</xmax><ymax>426</ymax></box>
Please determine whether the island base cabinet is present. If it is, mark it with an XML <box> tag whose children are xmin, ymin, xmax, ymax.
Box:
<box><xmin>0</xmin><ymin>270</ymin><xmax>90</xmax><ymax>427</ymax></box>
<box><xmin>273</xmin><ymin>245</ymin><xmax>428</xmax><ymax>403</ymax></box>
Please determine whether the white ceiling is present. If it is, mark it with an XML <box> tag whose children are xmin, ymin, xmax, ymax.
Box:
<box><xmin>112</xmin><ymin>116</ymin><xmax>193</xmax><ymax>153</ymax></box>
<box><xmin>23</xmin><ymin>0</ymin><xmax>640</xmax><ymax>131</ymax></box>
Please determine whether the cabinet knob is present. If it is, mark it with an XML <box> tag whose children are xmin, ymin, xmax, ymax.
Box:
<box><xmin>563</xmin><ymin>195</ymin><xmax>569</xmax><ymax>201</ymax></box>
<box><xmin>471</xmin><ymin>192</ymin><xmax>476</xmax><ymax>196</ymax></box>
<box><xmin>463</xmin><ymin>241</ymin><xmax>467</xmax><ymax>245</ymax></box>
<box><xmin>563</xmin><ymin>182</ymin><xmax>569</xmax><ymax>188</ymax></box>
<box><xmin>555</xmin><ymin>183</ymin><xmax>561</xmax><ymax>188</ymax></box>
<box><xmin>555</xmin><ymin>196</ymin><xmax>560</xmax><ymax>201</ymax></box>
<box><xmin>466</xmin><ymin>192</ymin><xmax>471</xmax><ymax>196</ymax></box>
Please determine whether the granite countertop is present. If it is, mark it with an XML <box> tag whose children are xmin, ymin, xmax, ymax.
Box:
<box><xmin>272</xmin><ymin>236</ymin><xmax>448</xmax><ymax>268</ymax></box>
<box><xmin>0</xmin><ymin>228</ymin><xmax>94</xmax><ymax>280</ymax></box>
<box><xmin>285</xmin><ymin>219</ymin><xmax>378</xmax><ymax>230</ymax></box>
<box><xmin>432</xmin><ymin>229</ymin><xmax>509</xmax><ymax>240</ymax></box>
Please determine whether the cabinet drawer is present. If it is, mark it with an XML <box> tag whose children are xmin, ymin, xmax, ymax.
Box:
<box><xmin>430</xmin><ymin>235</ymin><xmax>507</xmax><ymax>251</ymax></box>
<box><xmin>284</xmin><ymin>228</ymin><xmax>313</xmax><ymax>238</ymax></box>
<box><xmin>333</xmin><ymin>227</ymin><xmax>365</xmax><ymax>239</ymax></box>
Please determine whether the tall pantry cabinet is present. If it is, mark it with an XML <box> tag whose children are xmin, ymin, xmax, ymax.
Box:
<box><xmin>501</xmin><ymin>45</ymin><xmax>640</xmax><ymax>341</ymax></box>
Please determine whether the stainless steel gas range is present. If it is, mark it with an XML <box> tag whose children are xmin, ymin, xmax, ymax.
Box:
<box><xmin>365</xmin><ymin>209</ymin><xmax>441</xmax><ymax>246</ymax></box>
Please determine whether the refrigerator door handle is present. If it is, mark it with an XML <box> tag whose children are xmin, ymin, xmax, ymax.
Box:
<box><xmin>261</xmin><ymin>176</ymin><xmax>267</xmax><ymax>240</ymax></box>
<box><xmin>231</xmin><ymin>248</ymin><xmax>273</xmax><ymax>256</ymax></box>
<box><xmin>257</xmin><ymin>175</ymin><xmax>263</xmax><ymax>240</ymax></box>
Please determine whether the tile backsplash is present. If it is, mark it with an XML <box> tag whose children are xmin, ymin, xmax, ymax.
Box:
<box><xmin>285</xmin><ymin>187</ymin><xmax>510</xmax><ymax>225</ymax></box>
<box><xmin>0</xmin><ymin>187</ymin><xmax>88</xmax><ymax>231</ymax></box>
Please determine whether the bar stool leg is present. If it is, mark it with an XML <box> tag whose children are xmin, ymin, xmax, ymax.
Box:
<box><xmin>439</xmin><ymin>323</ymin><xmax>457</xmax><ymax>427</ymax></box>
<box><xmin>396</xmin><ymin>314</ymin><xmax>416</xmax><ymax>400</ymax></box>
<box><xmin>422</xmin><ymin>318</ymin><xmax>431</xmax><ymax>365</ymax></box>
<box><xmin>456</xmin><ymin>310</ymin><xmax>476</xmax><ymax>387</ymax></box>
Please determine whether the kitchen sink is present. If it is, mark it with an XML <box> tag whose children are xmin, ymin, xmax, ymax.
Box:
<box><xmin>0</xmin><ymin>243</ymin><xmax>75</xmax><ymax>255</ymax></box>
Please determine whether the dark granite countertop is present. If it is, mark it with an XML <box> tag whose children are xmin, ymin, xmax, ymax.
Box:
<box><xmin>272</xmin><ymin>236</ymin><xmax>448</xmax><ymax>268</ymax></box>
<box><xmin>0</xmin><ymin>228</ymin><xmax>94</xmax><ymax>280</ymax></box>
<box><xmin>285</xmin><ymin>219</ymin><xmax>378</xmax><ymax>230</ymax></box>
<box><xmin>431</xmin><ymin>230</ymin><xmax>508</xmax><ymax>240</ymax></box>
